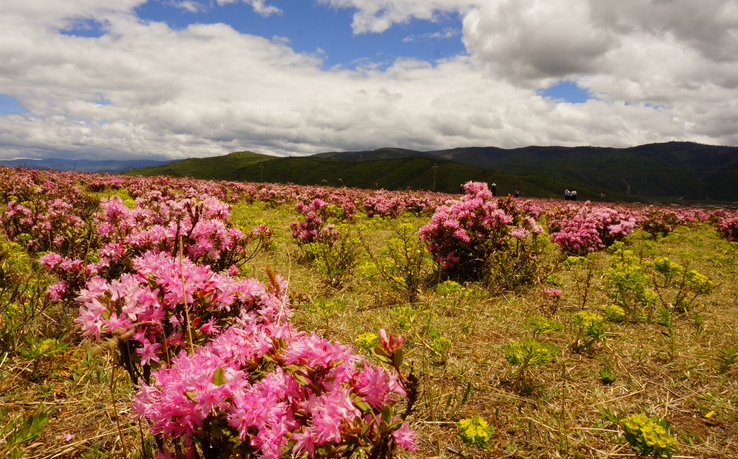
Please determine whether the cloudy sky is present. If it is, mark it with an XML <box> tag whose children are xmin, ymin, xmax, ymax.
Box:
<box><xmin>1</xmin><ymin>0</ymin><xmax>737</xmax><ymax>160</ymax></box>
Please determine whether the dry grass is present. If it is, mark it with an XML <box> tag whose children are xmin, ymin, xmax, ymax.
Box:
<box><xmin>2</xmin><ymin>200</ymin><xmax>737</xmax><ymax>458</ymax></box>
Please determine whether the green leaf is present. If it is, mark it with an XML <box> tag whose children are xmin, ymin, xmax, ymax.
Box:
<box><xmin>212</xmin><ymin>367</ymin><xmax>227</xmax><ymax>386</ymax></box>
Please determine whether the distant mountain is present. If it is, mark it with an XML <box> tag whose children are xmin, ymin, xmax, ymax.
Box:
<box><xmin>314</xmin><ymin>148</ymin><xmax>437</xmax><ymax>161</ymax></box>
<box><xmin>430</xmin><ymin>142</ymin><xmax>738</xmax><ymax>201</ymax></box>
<box><xmin>125</xmin><ymin>151</ymin><xmax>635</xmax><ymax>201</ymax></box>
<box><xmin>0</xmin><ymin>158</ymin><xmax>175</xmax><ymax>173</ymax></box>
<box><xmin>118</xmin><ymin>141</ymin><xmax>738</xmax><ymax>203</ymax></box>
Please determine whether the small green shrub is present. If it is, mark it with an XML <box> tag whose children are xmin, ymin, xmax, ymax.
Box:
<box><xmin>458</xmin><ymin>415</ymin><xmax>494</xmax><ymax>450</ymax></box>
<box><xmin>621</xmin><ymin>413</ymin><xmax>678</xmax><ymax>458</ymax></box>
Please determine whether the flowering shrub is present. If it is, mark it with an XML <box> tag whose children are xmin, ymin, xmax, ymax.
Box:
<box><xmin>133</xmin><ymin>326</ymin><xmax>417</xmax><ymax>458</ymax></box>
<box><xmin>549</xmin><ymin>203</ymin><xmax>638</xmax><ymax>255</ymax></box>
<box><xmin>73</xmin><ymin>251</ymin><xmax>290</xmax><ymax>383</ymax></box>
<box><xmin>621</xmin><ymin>414</ymin><xmax>677</xmax><ymax>459</ymax></box>
<box><xmin>457</xmin><ymin>415</ymin><xmax>494</xmax><ymax>450</ymax></box>
<box><xmin>714</xmin><ymin>211</ymin><xmax>738</xmax><ymax>241</ymax></box>
<box><xmin>290</xmin><ymin>199</ymin><xmax>349</xmax><ymax>245</ymax></box>
<box><xmin>2</xmin><ymin>194</ymin><xmax>97</xmax><ymax>258</ymax></box>
<box><xmin>639</xmin><ymin>207</ymin><xmax>682</xmax><ymax>238</ymax></box>
<box><xmin>420</xmin><ymin>183</ymin><xmax>544</xmax><ymax>286</ymax></box>
<box><xmin>363</xmin><ymin>190</ymin><xmax>403</xmax><ymax>218</ymax></box>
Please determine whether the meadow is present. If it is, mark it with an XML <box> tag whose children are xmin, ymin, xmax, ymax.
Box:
<box><xmin>0</xmin><ymin>166</ymin><xmax>737</xmax><ymax>459</ymax></box>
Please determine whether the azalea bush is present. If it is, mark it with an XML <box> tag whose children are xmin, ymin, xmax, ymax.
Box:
<box><xmin>548</xmin><ymin>203</ymin><xmax>638</xmax><ymax>255</ymax></box>
<box><xmin>133</xmin><ymin>326</ymin><xmax>418</xmax><ymax>459</ymax></box>
<box><xmin>419</xmin><ymin>182</ymin><xmax>545</xmax><ymax>287</ymax></box>
<box><xmin>714</xmin><ymin>211</ymin><xmax>738</xmax><ymax>242</ymax></box>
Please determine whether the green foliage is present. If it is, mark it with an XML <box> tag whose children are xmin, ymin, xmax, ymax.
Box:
<box><xmin>0</xmin><ymin>240</ymin><xmax>52</xmax><ymax>354</ymax></box>
<box><xmin>648</xmin><ymin>257</ymin><xmax>714</xmax><ymax>313</ymax></box>
<box><xmin>17</xmin><ymin>337</ymin><xmax>67</xmax><ymax>360</ymax></box>
<box><xmin>715</xmin><ymin>345</ymin><xmax>738</xmax><ymax>374</ymax></box>
<box><xmin>621</xmin><ymin>413</ymin><xmax>678</xmax><ymax>459</ymax></box>
<box><xmin>359</xmin><ymin>216</ymin><xmax>430</xmax><ymax>303</ymax></box>
<box><xmin>524</xmin><ymin>315</ymin><xmax>564</xmax><ymax>340</ymax></box>
<box><xmin>0</xmin><ymin>406</ymin><xmax>50</xmax><ymax>458</ymax></box>
<box><xmin>458</xmin><ymin>415</ymin><xmax>495</xmax><ymax>450</ymax></box>
<box><xmin>656</xmin><ymin>307</ymin><xmax>678</xmax><ymax>362</ymax></box>
<box><xmin>571</xmin><ymin>311</ymin><xmax>606</xmax><ymax>354</ymax></box>
<box><xmin>605</xmin><ymin>244</ymin><xmax>658</xmax><ymax>320</ymax></box>
<box><xmin>354</xmin><ymin>332</ymin><xmax>380</xmax><ymax>351</ymax></box>
<box><xmin>604</xmin><ymin>304</ymin><xmax>626</xmax><ymax>323</ymax></box>
<box><xmin>503</xmin><ymin>339</ymin><xmax>559</xmax><ymax>392</ymax></box>
<box><xmin>598</xmin><ymin>365</ymin><xmax>617</xmax><ymax>384</ymax></box>
<box><xmin>564</xmin><ymin>254</ymin><xmax>597</xmax><ymax>309</ymax></box>
<box><xmin>301</xmin><ymin>225</ymin><xmax>362</xmax><ymax>288</ymax></box>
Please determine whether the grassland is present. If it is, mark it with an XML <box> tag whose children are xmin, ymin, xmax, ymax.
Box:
<box><xmin>1</xmin><ymin>195</ymin><xmax>737</xmax><ymax>459</ymax></box>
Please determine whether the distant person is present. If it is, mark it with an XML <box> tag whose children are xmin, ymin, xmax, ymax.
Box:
<box><xmin>571</xmin><ymin>189</ymin><xmax>578</xmax><ymax>201</ymax></box>
<box><xmin>459</xmin><ymin>184</ymin><xmax>465</xmax><ymax>195</ymax></box>
<box><xmin>491</xmin><ymin>182</ymin><xmax>497</xmax><ymax>197</ymax></box>
<box><xmin>600</xmin><ymin>192</ymin><xmax>605</xmax><ymax>202</ymax></box>
<box><xmin>564</xmin><ymin>188</ymin><xmax>571</xmax><ymax>200</ymax></box>
<box><xmin>515</xmin><ymin>187</ymin><xmax>520</xmax><ymax>198</ymax></box>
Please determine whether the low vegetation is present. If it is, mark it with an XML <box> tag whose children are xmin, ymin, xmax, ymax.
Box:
<box><xmin>1</xmin><ymin>166</ymin><xmax>737</xmax><ymax>458</ymax></box>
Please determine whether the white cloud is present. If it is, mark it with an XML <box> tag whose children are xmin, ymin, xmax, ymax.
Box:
<box><xmin>403</xmin><ymin>27</ymin><xmax>460</xmax><ymax>43</ymax></box>
<box><xmin>1</xmin><ymin>0</ymin><xmax>737</xmax><ymax>161</ymax></box>
<box><xmin>215</xmin><ymin>0</ymin><xmax>281</xmax><ymax>17</ymax></box>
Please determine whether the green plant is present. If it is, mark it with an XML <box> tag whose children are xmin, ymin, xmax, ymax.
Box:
<box><xmin>564</xmin><ymin>254</ymin><xmax>597</xmax><ymax>309</ymax></box>
<box><xmin>605</xmin><ymin>245</ymin><xmax>658</xmax><ymax>320</ymax></box>
<box><xmin>427</xmin><ymin>326</ymin><xmax>451</xmax><ymax>363</ymax></box>
<box><xmin>354</xmin><ymin>332</ymin><xmax>380</xmax><ymax>351</ymax></box>
<box><xmin>656</xmin><ymin>307</ymin><xmax>677</xmax><ymax>362</ymax></box>
<box><xmin>458</xmin><ymin>415</ymin><xmax>495</xmax><ymax>450</ymax></box>
<box><xmin>604</xmin><ymin>304</ymin><xmax>626</xmax><ymax>323</ymax></box>
<box><xmin>503</xmin><ymin>339</ymin><xmax>559</xmax><ymax>392</ymax></box>
<box><xmin>649</xmin><ymin>257</ymin><xmax>714</xmax><ymax>313</ymax></box>
<box><xmin>359</xmin><ymin>216</ymin><xmax>430</xmax><ymax>303</ymax></box>
<box><xmin>621</xmin><ymin>413</ymin><xmax>678</xmax><ymax>458</ymax></box>
<box><xmin>571</xmin><ymin>310</ymin><xmax>606</xmax><ymax>354</ymax></box>
<box><xmin>715</xmin><ymin>345</ymin><xmax>738</xmax><ymax>374</ymax></box>
<box><xmin>0</xmin><ymin>406</ymin><xmax>50</xmax><ymax>458</ymax></box>
<box><xmin>302</xmin><ymin>225</ymin><xmax>362</xmax><ymax>288</ymax></box>
<box><xmin>525</xmin><ymin>315</ymin><xmax>564</xmax><ymax>340</ymax></box>
<box><xmin>598</xmin><ymin>365</ymin><xmax>617</xmax><ymax>384</ymax></box>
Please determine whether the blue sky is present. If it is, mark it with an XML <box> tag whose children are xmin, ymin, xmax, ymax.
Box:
<box><xmin>1</xmin><ymin>0</ymin><xmax>736</xmax><ymax>160</ymax></box>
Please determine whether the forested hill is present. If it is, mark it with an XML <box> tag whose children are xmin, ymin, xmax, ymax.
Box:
<box><xmin>124</xmin><ymin>142</ymin><xmax>738</xmax><ymax>202</ymax></box>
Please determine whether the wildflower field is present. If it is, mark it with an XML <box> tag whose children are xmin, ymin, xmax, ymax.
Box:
<box><xmin>1</xmin><ymin>166</ymin><xmax>737</xmax><ymax>459</ymax></box>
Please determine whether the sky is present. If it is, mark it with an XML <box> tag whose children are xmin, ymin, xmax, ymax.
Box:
<box><xmin>1</xmin><ymin>0</ymin><xmax>737</xmax><ymax>161</ymax></box>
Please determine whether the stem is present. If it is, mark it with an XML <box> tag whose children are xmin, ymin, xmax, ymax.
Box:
<box><xmin>179</xmin><ymin>235</ymin><xmax>195</xmax><ymax>354</ymax></box>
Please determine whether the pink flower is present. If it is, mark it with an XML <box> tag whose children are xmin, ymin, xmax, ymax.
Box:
<box><xmin>392</xmin><ymin>422</ymin><xmax>417</xmax><ymax>451</ymax></box>
<box><xmin>379</xmin><ymin>329</ymin><xmax>403</xmax><ymax>353</ymax></box>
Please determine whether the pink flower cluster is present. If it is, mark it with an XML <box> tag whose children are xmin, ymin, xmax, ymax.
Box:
<box><xmin>133</xmin><ymin>323</ymin><xmax>415</xmax><ymax>458</ymax></box>
<box><xmin>419</xmin><ymin>182</ymin><xmax>543</xmax><ymax>279</ymax></box>
<box><xmin>290</xmin><ymin>199</ymin><xmax>343</xmax><ymax>245</ymax></box>
<box><xmin>73</xmin><ymin>251</ymin><xmax>290</xmax><ymax>364</ymax></box>
<box><xmin>548</xmin><ymin>202</ymin><xmax>638</xmax><ymax>255</ymax></box>
<box><xmin>715</xmin><ymin>210</ymin><xmax>738</xmax><ymax>242</ymax></box>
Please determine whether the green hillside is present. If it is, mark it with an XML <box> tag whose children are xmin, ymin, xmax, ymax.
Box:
<box><xmin>124</xmin><ymin>142</ymin><xmax>738</xmax><ymax>202</ymax></box>
<box><xmin>433</xmin><ymin>142</ymin><xmax>738</xmax><ymax>201</ymax></box>
<box><xmin>123</xmin><ymin>151</ymin><xmax>274</xmax><ymax>179</ymax></box>
<box><xmin>126</xmin><ymin>153</ymin><xmax>635</xmax><ymax>201</ymax></box>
